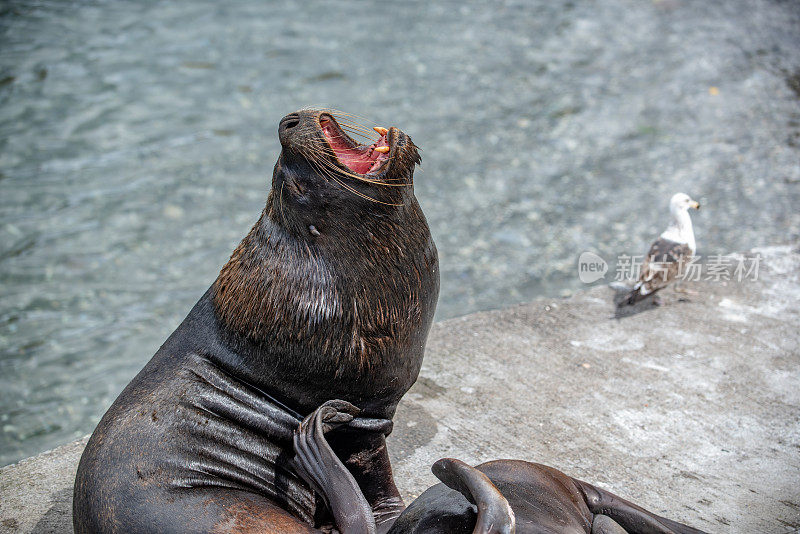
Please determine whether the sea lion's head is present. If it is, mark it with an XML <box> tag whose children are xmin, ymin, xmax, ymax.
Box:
<box><xmin>214</xmin><ymin>110</ymin><xmax>438</xmax><ymax>395</ymax></box>
<box><xmin>269</xmin><ymin>109</ymin><xmax>421</xmax><ymax>238</ymax></box>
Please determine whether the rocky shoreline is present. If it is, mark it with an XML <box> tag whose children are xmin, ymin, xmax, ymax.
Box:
<box><xmin>1</xmin><ymin>245</ymin><xmax>798</xmax><ymax>533</ymax></box>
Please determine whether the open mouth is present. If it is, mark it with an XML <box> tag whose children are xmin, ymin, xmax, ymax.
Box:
<box><xmin>319</xmin><ymin>115</ymin><xmax>393</xmax><ymax>175</ymax></box>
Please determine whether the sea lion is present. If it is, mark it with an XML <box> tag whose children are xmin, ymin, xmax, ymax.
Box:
<box><xmin>292</xmin><ymin>401</ymin><xmax>708</xmax><ymax>534</ymax></box>
<box><xmin>73</xmin><ymin>109</ymin><xmax>440</xmax><ymax>533</ymax></box>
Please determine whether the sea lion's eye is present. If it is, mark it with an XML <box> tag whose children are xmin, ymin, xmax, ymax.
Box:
<box><xmin>291</xmin><ymin>182</ymin><xmax>306</xmax><ymax>196</ymax></box>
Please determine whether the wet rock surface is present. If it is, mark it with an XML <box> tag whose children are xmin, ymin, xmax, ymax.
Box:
<box><xmin>1</xmin><ymin>0</ymin><xmax>799</xmax><ymax>465</ymax></box>
<box><xmin>1</xmin><ymin>245</ymin><xmax>798</xmax><ymax>533</ymax></box>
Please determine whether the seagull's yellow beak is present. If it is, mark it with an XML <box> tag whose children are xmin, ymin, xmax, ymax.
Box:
<box><xmin>690</xmin><ymin>200</ymin><xmax>700</xmax><ymax>210</ymax></box>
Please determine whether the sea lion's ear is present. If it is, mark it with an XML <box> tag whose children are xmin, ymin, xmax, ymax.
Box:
<box><xmin>432</xmin><ymin>458</ymin><xmax>516</xmax><ymax>534</ymax></box>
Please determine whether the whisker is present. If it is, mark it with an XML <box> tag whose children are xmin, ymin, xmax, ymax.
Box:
<box><xmin>324</xmin><ymin>108</ymin><xmax>380</xmax><ymax>127</ymax></box>
<box><xmin>308</xmin><ymin>153</ymin><xmax>402</xmax><ymax>206</ymax></box>
<box><xmin>337</xmin><ymin>119</ymin><xmax>376</xmax><ymax>132</ymax></box>
<box><xmin>322</xmin><ymin>128</ymin><xmax>371</xmax><ymax>145</ymax></box>
<box><xmin>318</xmin><ymin>113</ymin><xmax>378</xmax><ymax>141</ymax></box>
<box><xmin>279</xmin><ymin>182</ymin><xmax>287</xmax><ymax>225</ymax></box>
<box><xmin>305</xmin><ymin>146</ymin><xmax>400</xmax><ymax>187</ymax></box>
<box><xmin>338</xmin><ymin>122</ymin><xmax>379</xmax><ymax>139</ymax></box>
<box><xmin>305</xmin><ymin>150</ymin><xmax>407</xmax><ymax>204</ymax></box>
<box><xmin>318</xmin><ymin>156</ymin><xmax>409</xmax><ymax>187</ymax></box>
<box><xmin>305</xmin><ymin>139</ymin><xmax>410</xmax><ymax>186</ymax></box>
<box><xmin>323</xmin><ymin>110</ymin><xmax>388</xmax><ymax>135</ymax></box>
<box><xmin>340</xmin><ymin>128</ymin><xmax>378</xmax><ymax>143</ymax></box>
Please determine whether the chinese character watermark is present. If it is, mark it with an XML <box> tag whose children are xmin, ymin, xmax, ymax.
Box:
<box><xmin>678</xmin><ymin>256</ymin><xmax>703</xmax><ymax>281</ymax></box>
<box><xmin>577</xmin><ymin>252</ymin><xmax>762</xmax><ymax>283</ymax></box>
<box><xmin>732</xmin><ymin>254</ymin><xmax>761</xmax><ymax>281</ymax></box>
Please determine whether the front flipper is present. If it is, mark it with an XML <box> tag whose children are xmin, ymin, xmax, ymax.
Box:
<box><xmin>432</xmin><ymin>458</ymin><xmax>515</xmax><ymax>534</ymax></box>
<box><xmin>574</xmin><ymin>478</ymin><xmax>707</xmax><ymax>534</ymax></box>
<box><xmin>291</xmin><ymin>400</ymin><xmax>377</xmax><ymax>534</ymax></box>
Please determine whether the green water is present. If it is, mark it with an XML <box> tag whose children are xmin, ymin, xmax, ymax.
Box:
<box><xmin>1</xmin><ymin>0</ymin><xmax>798</xmax><ymax>465</ymax></box>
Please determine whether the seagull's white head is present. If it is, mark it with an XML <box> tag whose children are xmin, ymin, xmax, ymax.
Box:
<box><xmin>670</xmin><ymin>192</ymin><xmax>700</xmax><ymax>217</ymax></box>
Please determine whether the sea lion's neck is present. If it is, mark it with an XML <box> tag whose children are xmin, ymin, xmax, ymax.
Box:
<box><xmin>212</xmin><ymin>202</ymin><xmax>424</xmax><ymax>353</ymax></box>
<box><xmin>208</xmin><ymin>193</ymin><xmax>438</xmax><ymax>416</ymax></box>
<box><xmin>213</xmin><ymin>205</ymin><xmax>342</xmax><ymax>349</ymax></box>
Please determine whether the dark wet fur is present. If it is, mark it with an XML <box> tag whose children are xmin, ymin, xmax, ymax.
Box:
<box><xmin>73</xmin><ymin>110</ymin><xmax>439</xmax><ymax>533</ymax></box>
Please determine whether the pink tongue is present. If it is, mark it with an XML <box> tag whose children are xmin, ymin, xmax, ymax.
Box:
<box><xmin>322</xmin><ymin>124</ymin><xmax>388</xmax><ymax>174</ymax></box>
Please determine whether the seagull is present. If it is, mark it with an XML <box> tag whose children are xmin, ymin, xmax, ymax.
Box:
<box><xmin>624</xmin><ymin>192</ymin><xmax>700</xmax><ymax>305</ymax></box>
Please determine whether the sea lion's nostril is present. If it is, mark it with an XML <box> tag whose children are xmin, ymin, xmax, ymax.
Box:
<box><xmin>278</xmin><ymin>114</ymin><xmax>302</xmax><ymax>141</ymax></box>
<box><xmin>280</xmin><ymin>113</ymin><xmax>301</xmax><ymax>132</ymax></box>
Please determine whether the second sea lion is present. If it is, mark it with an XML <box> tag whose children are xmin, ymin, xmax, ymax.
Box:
<box><xmin>292</xmin><ymin>401</ymin><xmax>708</xmax><ymax>534</ymax></box>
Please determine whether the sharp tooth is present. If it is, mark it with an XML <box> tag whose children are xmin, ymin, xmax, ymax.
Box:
<box><xmin>373</xmin><ymin>127</ymin><xmax>388</xmax><ymax>136</ymax></box>
<box><xmin>374</xmin><ymin>146</ymin><xmax>390</xmax><ymax>153</ymax></box>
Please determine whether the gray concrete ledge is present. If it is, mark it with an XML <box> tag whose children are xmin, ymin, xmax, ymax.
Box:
<box><xmin>2</xmin><ymin>245</ymin><xmax>799</xmax><ymax>533</ymax></box>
